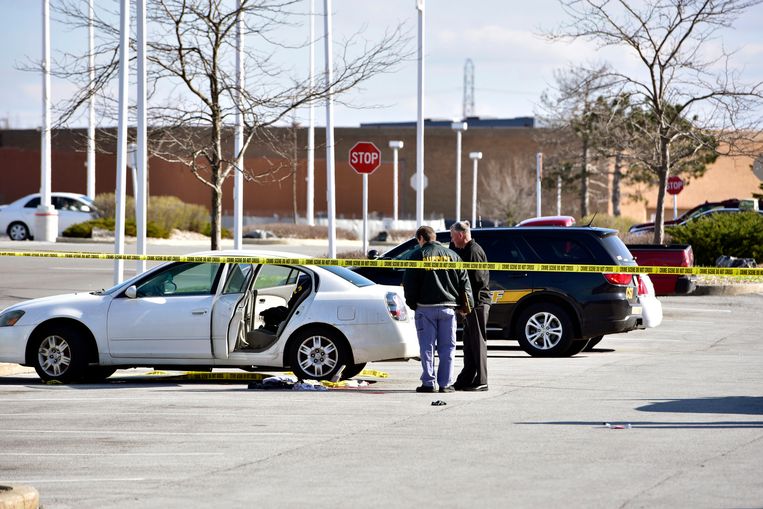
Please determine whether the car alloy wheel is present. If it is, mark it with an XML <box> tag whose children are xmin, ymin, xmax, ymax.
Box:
<box><xmin>37</xmin><ymin>334</ymin><xmax>73</xmax><ymax>378</ymax></box>
<box><xmin>289</xmin><ymin>328</ymin><xmax>349</xmax><ymax>380</ymax></box>
<box><xmin>32</xmin><ymin>325</ymin><xmax>88</xmax><ymax>383</ymax></box>
<box><xmin>516</xmin><ymin>303</ymin><xmax>575</xmax><ymax>357</ymax></box>
<box><xmin>8</xmin><ymin>222</ymin><xmax>30</xmax><ymax>241</ymax></box>
<box><xmin>525</xmin><ymin>311</ymin><xmax>563</xmax><ymax>350</ymax></box>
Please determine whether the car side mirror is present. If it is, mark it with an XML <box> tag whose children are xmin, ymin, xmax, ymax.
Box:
<box><xmin>125</xmin><ymin>285</ymin><xmax>137</xmax><ymax>299</ymax></box>
<box><xmin>367</xmin><ymin>249</ymin><xmax>380</xmax><ymax>260</ymax></box>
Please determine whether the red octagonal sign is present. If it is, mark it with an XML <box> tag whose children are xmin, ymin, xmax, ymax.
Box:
<box><xmin>349</xmin><ymin>141</ymin><xmax>381</xmax><ymax>175</ymax></box>
<box><xmin>667</xmin><ymin>175</ymin><xmax>684</xmax><ymax>195</ymax></box>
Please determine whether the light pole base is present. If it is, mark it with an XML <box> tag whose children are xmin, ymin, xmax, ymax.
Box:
<box><xmin>34</xmin><ymin>205</ymin><xmax>59</xmax><ymax>242</ymax></box>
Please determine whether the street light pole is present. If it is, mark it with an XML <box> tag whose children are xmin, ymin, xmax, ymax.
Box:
<box><xmin>324</xmin><ymin>0</ymin><xmax>336</xmax><ymax>257</ymax></box>
<box><xmin>535</xmin><ymin>152</ymin><xmax>543</xmax><ymax>218</ymax></box>
<box><xmin>37</xmin><ymin>0</ymin><xmax>58</xmax><ymax>243</ymax></box>
<box><xmin>136</xmin><ymin>0</ymin><xmax>147</xmax><ymax>274</ymax></box>
<box><xmin>86</xmin><ymin>0</ymin><xmax>95</xmax><ymax>200</ymax></box>
<box><xmin>233</xmin><ymin>0</ymin><xmax>244</xmax><ymax>249</ymax></box>
<box><xmin>306</xmin><ymin>0</ymin><xmax>315</xmax><ymax>226</ymax></box>
<box><xmin>113</xmin><ymin>0</ymin><xmax>129</xmax><ymax>283</ymax></box>
<box><xmin>415</xmin><ymin>0</ymin><xmax>425</xmax><ymax>227</ymax></box>
<box><xmin>469</xmin><ymin>151</ymin><xmax>482</xmax><ymax>227</ymax></box>
<box><xmin>388</xmin><ymin>141</ymin><xmax>403</xmax><ymax>228</ymax></box>
<box><xmin>451</xmin><ymin>121</ymin><xmax>467</xmax><ymax>221</ymax></box>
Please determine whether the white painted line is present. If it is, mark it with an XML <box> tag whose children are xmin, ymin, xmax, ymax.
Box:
<box><xmin>5</xmin><ymin>478</ymin><xmax>148</xmax><ymax>484</ymax></box>
<box><xmin>1</xmin><ymin>452</ymin><xmax>224</xmax><ymax>456</ymax></box>
<box><xmin>0</xmin><ymin>429</ymin><xmax>305</xmax><ymax>436</ymax></box>
<box><xmin>662</xmin><ymin>307</ymin><xmax>731</xmax><ymax>313</ymax></box>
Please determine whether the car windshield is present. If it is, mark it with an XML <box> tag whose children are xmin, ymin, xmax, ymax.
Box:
<box><xmin>320</xmin><ymin>265</ymin><xmax>375</xmax><ymax>287</ymax></box>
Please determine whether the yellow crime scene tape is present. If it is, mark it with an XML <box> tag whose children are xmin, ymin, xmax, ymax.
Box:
<box><xmin>1</xmin><ymin>249</ymin><xmax>762</xmax><ymax>277</ymax></box>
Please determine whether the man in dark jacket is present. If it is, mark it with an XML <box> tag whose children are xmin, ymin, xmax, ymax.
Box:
<box><xmin>450</xmin><ymin>220</ymin><xmax>491</xmax><ymax>391</ymax></box>
<box><xmin>403</xmin><ymin>225</ymin><xmax>473</xmax><ymax>393</ymax></box>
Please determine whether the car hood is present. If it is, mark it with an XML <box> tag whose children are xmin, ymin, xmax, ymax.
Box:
<box><xmin>2</xmin><ymin>292</ymin><xmax>106</xmax><ymax>314</ymax></box>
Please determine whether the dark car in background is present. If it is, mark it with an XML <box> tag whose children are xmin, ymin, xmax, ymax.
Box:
<box><xmin>355</xmin><ymin>226</ymin><xmax>643</xmax><ymax>357</ymax></box>
<box><xmin>628</xmin><ymin>198</ymin><xmax>742</xmax><ymax>235</ymax></box>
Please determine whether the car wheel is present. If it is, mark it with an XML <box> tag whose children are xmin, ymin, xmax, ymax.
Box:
<box><xmin>32</xmin><ymin>325</ymin><xmax>89</xmax><ymax>383</ymax></box>
<box><xmin>288</xmin><ymin>327</ymin><xmax>350</xmax><ymax>381</ymax></box>
<box><xmin>340</xmin><ymin>363</ymin><xmax>367</xmax><ymax>380</ymax></box>
<box><xmin>515</xmin><ymin>303</ymin><xmax>575</xmax><ymax>357</ymax></box>
<box><xmin>82</xmin><ymin>366</ymin><xmax>117</xmax><ymax>382</ymax></box>
<box><xmin>584</xmin><ymin>335</ymin><xmax>604</xmax><ymax>352</ymax></box>
<box><xmin>8</xmin><ymin>222</ymin><xmax>30</xmax><ymax>241</ymax></box>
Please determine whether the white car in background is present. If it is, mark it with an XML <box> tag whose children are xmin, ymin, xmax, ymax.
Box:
<box><xmin>0</xmin><ymin>250</ymin><xmax>418</xmax><ymax>383</ymax></box>
<box><xmin>585</xmin><ymin>273</ymin><xmax>663</xmax><ymax>351</ymax></box>
<box><xmin>0</xmin><ymin>192</ymin><xmax>97</xmax><ymax>240</ymax></box>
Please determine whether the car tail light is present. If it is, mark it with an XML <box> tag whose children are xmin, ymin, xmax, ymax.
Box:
<box><xmin>603</xmin><ymin>273</ymin><xmax>633</xmax><ymax>286</ymax></box>
<box><xmin>386</xmin><ymin>292</ymin><xmax>408</xmax><ymax>321</ymax></box>
<box><xmin>636</xmin><ymin>275</ymin><xmax>648</xmax><ymax>296</ymax></box>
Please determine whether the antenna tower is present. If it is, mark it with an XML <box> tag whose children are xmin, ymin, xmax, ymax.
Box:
<box><xmin>462</xmin><ymin>58</ymin><xmax>475</xmax><ymax>119</ymax></box>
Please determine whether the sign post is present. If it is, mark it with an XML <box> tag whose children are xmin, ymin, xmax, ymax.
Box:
<box><xmin>667</xmin><ymin>175</ymin><xmax>684</xmax><ymax>219</ymax></box>
<box><xmin>349</xmin><ymin>142</ymin><xmax>382</xmax><ymax>255</ymax></box>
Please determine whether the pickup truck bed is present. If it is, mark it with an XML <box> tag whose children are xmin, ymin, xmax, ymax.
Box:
<box><xmin>627</xmin><ymin>244</ymin><xmax>696</xmax><ymax>296</ymax></box>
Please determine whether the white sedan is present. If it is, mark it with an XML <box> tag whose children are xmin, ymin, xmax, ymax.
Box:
<box><xmin>0</xmin><ymin>192</ymin><xmax>97</xmax><ymax>240</ymax></box>
<box><xmin>0</xmin><ymin>250</ymin><xmax>418</xmax><ymax>383</ymax></box>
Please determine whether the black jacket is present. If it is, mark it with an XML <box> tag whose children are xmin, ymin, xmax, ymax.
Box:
<box><xmin>402</xmin><ymin>241</ymin><xmax>473</xmax><ymax>311</ymax></box>
<box><xmin>450</xmin><ymin>239</ymin><xmax>492</xmax><ymax>306</ymax></box>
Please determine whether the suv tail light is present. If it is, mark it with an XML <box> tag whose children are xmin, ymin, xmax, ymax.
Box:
<box><xmin>636</xmin><ymin>275</ymin><xmax>648</xmax><ymax>296</ymax></box>
<box><xmin>386</xmin><ymin>292</ymin><xmax>408</xmax><ymax>321</ymax></box>
<box><xmin>603</xmin><ymin>273</ymin><xmax>633</xmax><ymax>286</ymax></box>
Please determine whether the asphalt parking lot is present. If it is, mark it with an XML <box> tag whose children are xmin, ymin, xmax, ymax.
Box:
<box><xmin>1</xmin><ymin>240</ymin><xmax>763</xmax><ymax>508</ymax></box>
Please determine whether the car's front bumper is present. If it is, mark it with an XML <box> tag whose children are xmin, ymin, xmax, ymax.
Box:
<box><xmin>0</xmin><ymin>324</ymin><xmax>35</xmax><ymax>364</ymax></box>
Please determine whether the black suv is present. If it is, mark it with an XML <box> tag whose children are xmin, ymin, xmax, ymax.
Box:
<box><xmin>354</xmin><ymin>227</ymin><xmax>641</xmax><ymax>357</ymax></box>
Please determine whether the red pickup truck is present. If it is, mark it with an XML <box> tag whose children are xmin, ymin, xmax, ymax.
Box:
<box><xmin>626</xmin><ymin>244</ymin><xmax>696</xmax><ymax>296</ymax></box>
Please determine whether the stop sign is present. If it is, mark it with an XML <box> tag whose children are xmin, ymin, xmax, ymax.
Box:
<box><xmin>348</xmin><ymin>142</ymin><xmax>381</xmax><ymax>175</ymax></box>
<box><xmin>667</xmin><ymin>176</ymin><xmax>684</xmax><ymax>195</ymax></box>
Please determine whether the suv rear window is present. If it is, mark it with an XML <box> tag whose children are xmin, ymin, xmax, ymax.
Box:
<box><xmin>600</xmin><ymin>233</ymin><xmax>636</xmax><ymax>264</ymax></box>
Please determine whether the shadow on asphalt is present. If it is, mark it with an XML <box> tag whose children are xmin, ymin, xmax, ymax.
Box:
<box><xmin>636</xmin><ymin>396</ymin><xmax>763</xmax><ymax>415</ymax></box>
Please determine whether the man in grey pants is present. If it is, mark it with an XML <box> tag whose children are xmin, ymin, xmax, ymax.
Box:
<box><xmin>450</xmin><ymin>220</ymin><xmax>491</xmax><ymax>391</ymax></box>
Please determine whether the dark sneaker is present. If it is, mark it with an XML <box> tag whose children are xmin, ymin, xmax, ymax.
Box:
<box><xmin>439</xmin><ymin>385</ymin><xmax>455</xmax><ymax>393</ymax></box>
<box><xmin>462</xmin><ymin>384</ymin><xmax>488</xmax><ymax>392</ymax></box>
<box><xmin>416</xmin><ymin>385</ymin><xmax>436</xmax><ymax>393</ymax></box>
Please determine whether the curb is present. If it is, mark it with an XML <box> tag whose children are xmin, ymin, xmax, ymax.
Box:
<box><xmin>0</xmin><ymin>364</ymin><xmax>34</xmax><ymax>377</ymax></box>
<box><xmin>0</xmin><ymin>485</ymin><xmax>39</xmax><ymax>509</ymax></box>
<box><xmin>692</xmin><ymin>283</ymin><xmax>763</xmax><ymax>296</ymax></box>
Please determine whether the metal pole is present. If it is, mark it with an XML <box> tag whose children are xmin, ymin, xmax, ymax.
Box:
<box><xmin>557</xmin><ymin>175</ymin><xmax>561</xmax><ymax>215</ymax></box>
<box><xmin>86</xmin><ymin>0</ymin><xmax>95</xmax><ymax>200</ymax></box>
<box><xmin>324</xmin><ymin>0</ymin><xmax>336</xmax><ymax>257</ymax></box>
<box><xmin>389</xmin><ymin>140</ymin><xmax>403</xmax><ymax>228</ymax></box>
<box><xmin>362</xmin><ymin>173</ymin><xmax>368</xmax><ymax>255</ymax></box>
<box><xmin>451</xmin><ymin>121</ymin><xmax>467</xmax><ymax>220</ymax></box>
<box><xmin>36</xmin><ymin>0</ymin><xmax>58</xmax><ymax>242</ymax></box>
<box><xmin>471</xmin><ymin>158</ymin><xmax>478</xmax><ymax>226</ymax></box>
<box><xmin>536</xmin><ymin>152</ymin><xmax>543</xmax><ymax>217</ymax></box>
<box><xmin>113</xmin><ymin>0</ymin><xmax>129</xmax><ymax>284</ymax></box>
<box><xmin>233</xmin><ymin>0</ymin><xmax>244</xmax><ymax>249</ymax></box>
<box><xmin>673</xmin><ymin>194</ymin><xmax>678</xmax><ymax>219</ymax></box>
<box><xmin>306</xmin><ymin>0</ymin><xmax>315</xmax><ymax>226</ymax></box>
<box><xmin>415</xmin><ymin>0</ymin><xmax>425</xmax><ymax>226</ymax></box>
<box><xmin>136</xmin><ymin>0</ymin><xmax>147</xmax><ymax>274</ymax></box>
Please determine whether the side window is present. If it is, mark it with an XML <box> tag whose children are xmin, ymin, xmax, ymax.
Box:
<box><xmin>253</xmin><ymin>265</ymin><xmax>297</xmax><ymax>290</ymax></box>
<box><xmin>524</xmin><ymin>237</ymin><xmax>595</xmax><ymax>264</ymax></box>
<box><xmin>136</xmin><ymin>262</ymin><xmax>221</xmax><ymax>297</ymax></box>
<box><xmin>24</xmin><ymin>197</ymin><xmax>40</xmax><ymax>208</ymax></box>
<box><xmin>223</xmin><ymin>264</ymin><xmax>253</xmax><ymax>294</ymax></box>
<box><xmin>476</xmin><ymin>236</ymin><xmax>526</xmax><ymax>263</ymax></box>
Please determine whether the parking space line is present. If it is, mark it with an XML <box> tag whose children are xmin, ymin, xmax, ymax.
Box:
<box><xmin>662</xmin><ymin>307</ymin><xmax>732</xmax><ymax>313</ymax></box>
<box><xmin>1</xmin><ymin>452</ymin><xmax>224</xmax><ymax>456</ymax></box>
<box><xmin>5</xmin><ymin>478</ymin><xmax>149</xmax><ymax>484</ymax></box>
<box><xmin>0</xmin><ymin>428</ymin><xmax>309</xmax><ymax>436</ymax></box>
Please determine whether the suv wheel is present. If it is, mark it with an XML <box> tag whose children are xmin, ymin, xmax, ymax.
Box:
<box><xmin>515</xmin><ymin>303</ymin><xmax>575</xmax><ymax>357</ymax></box>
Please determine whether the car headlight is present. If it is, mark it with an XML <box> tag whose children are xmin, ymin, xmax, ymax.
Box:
<box><xmin>0</xmin><ymin>310</ymin><xmax>25</xmax><ymax>327</ymax></box>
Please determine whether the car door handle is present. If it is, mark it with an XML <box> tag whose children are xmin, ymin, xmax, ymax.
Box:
<box><xmin>191</xmin><ymin>309</ymin><xmax>208</xmax><ymax>315</ymax></box>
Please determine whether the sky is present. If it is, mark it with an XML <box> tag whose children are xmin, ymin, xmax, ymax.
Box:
<box><xmin>1</xmin><ymin>0</ymin><xmax>762</xmax><ymax>129</ymax></box>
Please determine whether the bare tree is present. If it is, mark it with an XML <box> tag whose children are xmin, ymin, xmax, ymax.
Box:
<box><xmin>479</xmin><ymin>157</ymin><xmax>537</xmax><ymax>225</ymax></box>
<box><xmin>538</xmin><ymin>65</ymin><xmax>618</xmax><ymax>217</ymax></box>
<box><xmin>49</xmin><ymin>0</ymin><xmax>410</xmax><ymax>249</ymax></box>
<box><xmin>549</xmin><ymin>0</ymin><xmax>763</xmax><ymax>243</ymax></box>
